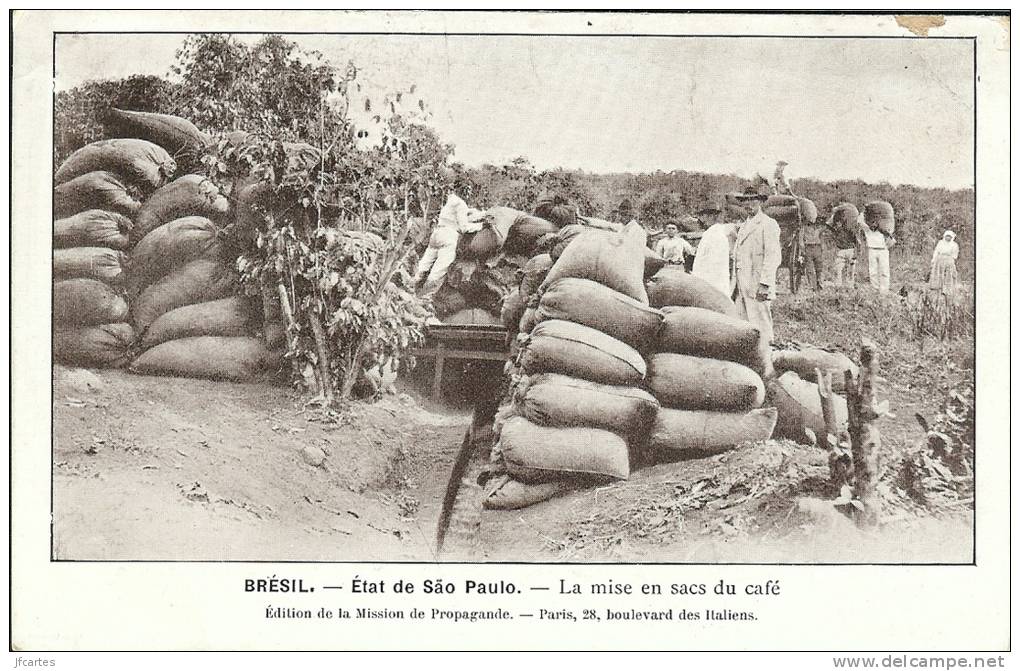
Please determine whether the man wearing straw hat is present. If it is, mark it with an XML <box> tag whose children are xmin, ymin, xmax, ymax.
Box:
<box><xmin>732</xmin><ymin>185</ymin><xmax>782</xmax><ymax>375</ymax></box>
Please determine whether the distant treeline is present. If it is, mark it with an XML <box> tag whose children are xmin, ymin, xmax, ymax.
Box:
<box><xmin>454</xmin><ymin>159</ymin><xmax>974</xmax><ymax>280</ymax></box>
<box><xmin>54</xmin><ymin>68</ymin><xmax>974</xmax><ymax>282</ymax></box>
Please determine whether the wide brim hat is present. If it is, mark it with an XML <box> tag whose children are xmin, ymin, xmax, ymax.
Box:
<box><xmin>734</xmin><ymin>186</ymin><xmax>769</xmax><ymax>202</ymax></box>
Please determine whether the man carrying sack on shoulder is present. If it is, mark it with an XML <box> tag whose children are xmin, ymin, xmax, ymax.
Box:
<box><xmin>860</xmin><ymin>211</ymin><xmax>895</xmax><ymax>293</ymax></box>
<box><xmin>732</xmin><ymin>185</ymin><xmax>781</xmax><ymax>378</ymax></box>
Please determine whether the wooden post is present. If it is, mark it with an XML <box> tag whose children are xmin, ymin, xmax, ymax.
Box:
<box><xmin>844</xmin><ymin>338</ymin><xmax>882</xmax><ymax>526</ymax></box>
<box><xmin>816</xmin><ymin>368</ymin><xmax>852</xmax><ymax>490</ymax></box>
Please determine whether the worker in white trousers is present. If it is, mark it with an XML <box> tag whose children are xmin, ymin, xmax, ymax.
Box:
<box><xmin>861</xmin><ymin>214</ymin><xmax>895</xmax><ymax>293</ymax></box>
<box><xmin>414</xmin><ymin>192</ymin><xmax>484</xmax><ymax>297</ymax></box>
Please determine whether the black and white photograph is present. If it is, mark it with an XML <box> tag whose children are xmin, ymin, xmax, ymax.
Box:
<box><xmin>46</xmin><ymin>25</ymin><xmax>980</xmax><ymax>564</ymax></box>
<box><xmin>10</xmin><ymin>9</ymin><xmax>1011</xmax><ymax>655</ymax></box>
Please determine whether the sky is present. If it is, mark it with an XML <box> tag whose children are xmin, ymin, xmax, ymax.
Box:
<box><xmin>55</xmin><ymin>34</ymin><xmax>975</xmax><ymax>189</ymax></box>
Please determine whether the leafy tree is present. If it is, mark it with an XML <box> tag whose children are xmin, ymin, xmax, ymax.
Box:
<box><xmin>638</xmin><ymin>188</ymin><xmax>687</xmax><ymax>230</ymax></box>
<box><xmin>188</xmin><ymin>35</ymin><xmax>447</xmax><ymax>403</ymax></box>
<box><xmin>168</xmin><ymin>34</ymin><xmax>352</xmax><ymax>144</ymax></box>
<box><xmin>54</xmin><ymin>74</ymin><xmax>175</xmax><ymax>167</ymax></box>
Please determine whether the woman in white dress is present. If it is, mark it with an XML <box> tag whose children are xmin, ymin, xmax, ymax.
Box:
<box><xmin>928</xmin><ymin>230</ymin><xmax>959</xmax><ymax>297</ymax></box>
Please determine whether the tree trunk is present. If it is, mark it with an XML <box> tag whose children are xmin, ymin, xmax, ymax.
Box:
<box><xmin>276</xmin><ymin>283</ymin><xmax>296</xmax><ymax>337</ymax></box>
<box><xmin>844</xmin><ymin>338</ymin><xmax>882</xmax><ymax>526</ymax></box>
<box><xmin>338</xmin><ymin>212</ymin><xmax>414</xmax><ymax>401</ymax></box>
<box><xmin>307</xmin><ymin>309</ymin><xmax>335</xmax><ymax>405</ymax></box>
<box><xmin>817</xmin><ymin>368</ymin><xmax>852</xmax><ymax>491</ymax></box>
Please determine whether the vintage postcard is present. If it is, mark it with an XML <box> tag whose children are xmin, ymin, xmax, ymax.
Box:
<box><xmin>9</xmin><ymin>9</ymin><xmax>1010</xmax><ymax>654</ymax></box>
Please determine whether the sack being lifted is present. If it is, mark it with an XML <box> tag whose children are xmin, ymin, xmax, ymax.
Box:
<box><xmin>863</xmin><ymin>201</ymin><xmax>895</xmax><ymax>235</ymax></box>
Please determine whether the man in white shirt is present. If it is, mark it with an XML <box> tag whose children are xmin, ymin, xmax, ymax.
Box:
<box><xmin>692</xmin><ymin>208</ymin><xmax>738</xmax><ymax>296</ymax></box>
<box><xmin>414</xmin><ymin>191</ymin><xmax>484</xmax><ymax>297</ymax></box>
<box><xmin>861</xmin><ymin>213</ymin><xmax>895</xmax><ymax>293</ymax></box>
<box><xmin>654</xmin><ymin>222</ymin><xmax>697</xmax><ymax>266</ymax></box>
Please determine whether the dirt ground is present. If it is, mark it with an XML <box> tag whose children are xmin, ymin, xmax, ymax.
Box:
<box><xmin>52</xmin><ymin>337</ymin><xmax>973</xmax><ymax>564</ymax></box>
<box><xmin>53</xmin><ymin>366</ymin><xmax>465</xmax><ymax>561</ymax></box>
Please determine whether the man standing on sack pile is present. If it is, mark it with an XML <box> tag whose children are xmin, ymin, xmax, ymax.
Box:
<box><xmin>773</xmin><ymin>160</ymin><xmax>795</xmax><ymax>196</ymax></box>
<box><xmin>413</xmin><ymin>186</ymin><xmax>486</xmax><ymax>297</ymax></box>
<box><xmin>732</xmin><ymin>185</ymin><xmax>782</xmax><ymax>373</ymax></box>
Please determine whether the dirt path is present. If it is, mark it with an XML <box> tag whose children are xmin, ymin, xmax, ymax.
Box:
<box><xmin>53</xmin><ymin>358</ymin><xmax>971</xmax><ymax>564</ymax></box>
<box><xmin>53</xmin><ymin>366</ymin><xmax>465</xmax><ymax>561</ymax></box>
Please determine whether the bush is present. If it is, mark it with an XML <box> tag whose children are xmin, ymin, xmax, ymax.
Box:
<box><xmin>54</xmin><ymin>75</ymin><xmax>175</xmax><ymax>169</ymax></box>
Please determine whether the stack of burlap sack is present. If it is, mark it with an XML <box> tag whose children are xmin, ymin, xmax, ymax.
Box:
<box><xmin>487</xmin><ymin>220</ymin><xmax>663</xmax><ymax>509</ymax></box>
<box><xmin>52</xmin><ymin>109</ymin><xmax>280</xmax><ymax>381</ymax></box>
<box><xmin>486</xmin><ymin>215</ymin><xmax>790</xmax><ymax>510</ymax></box>
<box><xmin>482</xmin><ymin>209</ymin><xmax>862</xmax><ymax>510</ymax></box>
<box><xmin>53</xmin><ymin>135</ymin><xmax>177</xmax><ymax>369</ymax></box>
<box><xmin>643</xmin><ymin>266</ymin><xmax>779</xmax><ymax>461</ymax></box>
